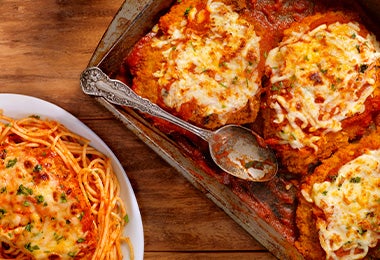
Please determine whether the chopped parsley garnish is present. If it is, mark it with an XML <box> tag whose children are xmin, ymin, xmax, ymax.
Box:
<box><xmin>184</xmin><ymin>6</ymin><xmax>192</xmax><ymax>17</ymax></box>
<box><xmin>124</xmin><ymin>214</ymin><xmax>129</xmax><ymax>224</ymax></box>
<box><xmin>0</xmin><ymin>186</ymin><xmax>7</xmax><ymax>193</ymax></box>
<box><xmin>271</xmin><ymin>83</ymin><xmax>282</xmax><ymax>91</ymax></box>
<box><xmin>77</xmin><ymin>238</ymin><xmax>85</xmax><ymax>243</ymax></box>
<box><xmin>54</xmin><ymin>232</ymin><xmax>65</xmax><ymax>243</ymax></box>
<box><xmin>35</xmin><ymin>195</ymin><xmax>44</xmax><ymax>204</ymax></box>
<box><xmin>68</xmin><ymin>251</ymin><xmax>77</xmax><ymax>257</ymax></box>
<box><xmin>219</xmin><ymin>82</ymin><xmax>228</xmax><ymax>88</ymax></box>
<box><xmin>25</xmin><ymin>242</ymin><xmax>40</xmax><ymax>252</ymax></box>
<box><xmin>17</xmin><ymin>184</ymin><xmax>33</xmax><ymax>196</ymax></box>
<box><xmin>60</xmin><ymin>193</ymin><xmax>67</xmax><ymax>203</ymax></box>
<box><xmin>0</xmin><ymin>208</ymin><xmax>6</xmax><ymax>219</ymax></box>
<box><xmin>357</xmin><ymin>227</ymin><xmax>367</xmax><ymax>235</ymax></box>
<box><xmin>350</xmin><ymin>177</ymin><xmax>361</xmax><ymax>183</ymax></box>
<box><xmin>33</xmin><ymin>164</ymin><xmax>43</xmax><ymax>172</ymax></box>
<box><xmin>25</xmin><ymin>223</ymin><xmax>33</xmax><ymax>232</ymax></box>
<box><xmin>356</xmin><ymin>44</ymin><xmax>361</xmax><ymax>53</ymax></box>
<box><xmin>245</xmin><ymin>160</ymin><xmax>264</xmax><ymax>170</ymax></box>
<box><xmin>6</xmin><ymin>158</ymin><xmax>17</xmax><ymax>168</ymax></box>
<box><xmin>78</xmin><ymin>212</ymin><xmax>84</xmax><ymax>221</ymax></box>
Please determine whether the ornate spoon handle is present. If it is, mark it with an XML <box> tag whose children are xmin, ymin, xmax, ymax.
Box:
<box><xmin>80</xmin><ymin>67</ymin><xmax>213</xmax><ymax>141</ymax></box>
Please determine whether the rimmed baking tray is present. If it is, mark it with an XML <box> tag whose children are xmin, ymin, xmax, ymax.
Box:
<box><xmin>85</xmin><ymin>1</ymin><xmax>380</xmax><ymax>259</ymax></box>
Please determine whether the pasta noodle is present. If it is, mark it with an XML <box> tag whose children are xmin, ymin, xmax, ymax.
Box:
<box><xmin>0</xmin><ymin>112</ymin><xmax>133</xmax><ymax>259</ymax></box>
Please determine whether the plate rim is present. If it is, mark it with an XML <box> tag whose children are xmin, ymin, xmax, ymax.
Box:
<box><xmin>0</xmin><ymin>93</ymin><xmax>144</xmax><ymax>260</ymax></box>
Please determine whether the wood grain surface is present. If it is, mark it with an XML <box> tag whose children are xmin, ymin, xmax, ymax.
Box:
<box><xmin>0</xmin><ymin>0</ymin><xmax>276</xmax><ymax>259</ymax></box>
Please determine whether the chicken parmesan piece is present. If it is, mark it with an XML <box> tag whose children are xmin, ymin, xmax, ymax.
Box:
<box><xmin>263</xmin><ymin>11</ymin><xmax>380</xmax><ymax>174</ymax></box>
<box><xmin>296</xmin><ymin>128</ymin><xmax>380</xmax><ymax>260</ymax></box>
<box><xmin>124</xmin><ymin>0</ymin><xmax>263</xmax><ymax>129</ymax></box>
<box><xmin>0</xmin><ymin>145</ymin><xmax>96</xmax><ymax>259</ymax></box>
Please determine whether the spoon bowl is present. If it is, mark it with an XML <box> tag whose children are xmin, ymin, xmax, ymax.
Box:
<box><xmin>80</xmin><ymin>67</ymin><xmax>278</xmax><ymax>181</ymax></box>
<box><xmin>210</xmin><ymin>125</ymin><xmax>277</xmax><ymax>181</ymax></box>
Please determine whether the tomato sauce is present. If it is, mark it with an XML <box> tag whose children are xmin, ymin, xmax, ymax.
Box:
<box><xmin>117</xmin><ymin>0</ymin><xmax>380</xmax><ymax>254</ymax></box>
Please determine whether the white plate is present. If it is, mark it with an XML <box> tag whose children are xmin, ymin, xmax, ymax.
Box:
<box><xmin>0</xmin><ymin>93</ymin><xmax>144</xmax><ymax>260</ymax></box>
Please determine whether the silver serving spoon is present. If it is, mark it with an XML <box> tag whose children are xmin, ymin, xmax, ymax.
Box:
<box><xmin>80</xmin><ymin>67</ymin><xmax>278</xmax><ymax>182</ymax></box>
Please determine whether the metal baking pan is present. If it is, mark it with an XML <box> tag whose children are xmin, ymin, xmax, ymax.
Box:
<box><xmin>85</xmin><ymin>1</ymin><xmax>380</xmax><ymax>259</ymax></box>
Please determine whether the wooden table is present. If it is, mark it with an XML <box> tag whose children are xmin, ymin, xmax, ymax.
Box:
<box><xmin>0</xmin><ymin>1</ymin><xmax>276</xmax><ymax>259</ymax></box>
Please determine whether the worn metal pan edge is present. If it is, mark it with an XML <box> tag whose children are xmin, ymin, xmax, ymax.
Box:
<box><xmin>85</xmin><ymin>0</ymin><xmax>380</xmax><ymax>258</ymax></box>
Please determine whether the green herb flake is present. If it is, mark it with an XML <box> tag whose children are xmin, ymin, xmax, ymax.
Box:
<box><xmin>17</xmin><ymin>184</ymin><xmax>33</xmax><ymax>196</ymax></box>
<box><xmin>68</xmin><ymin>251</ymin><xmax>77</xmax><ymax>258</ymax></box>
<box><xmin>184</xmin><ymin>6</ymin><xmax>192</xmax><ymax>17</ymax></box>
<box><xmin>219</xmin><ymin>82</ymin><xmax>228</xmax><ymax>88</ymax></box>
<box><xmin>33</xmin><ymin>164</ymin><xmax>43</xmax><ymax>172</ymax></box>
<box><xmin>25</xmin><ymin>223</ymin><xmax>33</xmax><ymax>232</ymax></box>
<box><xmin>35</xmin><ymin>195</ymin><xmax>44</xmax><ymax>204</ymax></box>
<box><xmin>0</xmin><ymin>208</ymin><xmax>6</xmax><ymax>219</ymax></box>
<box><xmin>6</xmin><ymin>158</ymin><xmax>17</xmax><ymax>168</ymax></box>
<box><xmin>322</xmin><ymin>190</ymin><xmax>328</xmax><ymax>196</ymax></box>
<box><xmin>245</xmin><ymin>160</ymin><xmax>264</xmax><ymax>170</ymax></box>
<box><xmin>0</xmin><ymin>186</ymin><xmax>7</xmax><ymax>194</ymax></box>
<box><xmin>77</xmin><ymin>238</ymin><xmax>85</xmax><ymax>243</ymax></box>
<box><xmin>271</xmin><ymin>82</ymin><xmax>283</xmax><ymax>91</ymax></box>
<box><xmin>219</xmin><ymin>61</ymin><xmax>227</xmax><ymax>67</ymax></box>
<box><xmin>357</xmin><ymin>227</ymin><xmax>367</xmax><ymax>235</ymax></box>
<box><xmin>24</xmin><ymin>242</ymin><xmax>40</xmax><ymax>252</ymax></box>
<box><xmin>54</xmin><ymin>232</ymin><xmax>65</xmax><ymax>243</ymax></box>
<box><xmin>23</xmin><ymin>201</ymin><xmax>31</xmax><ymax>207</ymax></box>
<box><xmin>78</xmin><ymin>212</ymin><xmax>84</xmax><ymax>221</ymax></box>
<box><xmin>124</xmin><ymin>214</ymin><xmax>129</xmax><ymax>224</ymax></box>
<box><xmin>350</xmin><ymin>177</ymin><xmax>361</xmax><ymax>183</ymax></box>
<box><xmin>356</xmin><ymin>45</ymin><xmax>361</xmax><ymax>53</ymax></box>
<box><xmin>60</xmin><ymin>193</ymin><xmax>67</xmax><ymax>203</ymax></box>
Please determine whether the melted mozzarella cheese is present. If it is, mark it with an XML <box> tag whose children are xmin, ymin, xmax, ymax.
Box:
<box><xmin>151</xmin><ymin>0</ymin><xmax>261</xmax><ymax>124</ymax></box>
<box><xmin>304</xmin><ymin>149</ymin><xmax>380</xmax><ymax>259</ymax></box>
<box><xmin>0</xmin><ymin>146</ymin><xmax>91</xmax><ymax>259</ymax></box>
<box><xmin>266</xmin><ymin>22</ymin><xmax>380</xmax><ymax>150</ymax></box>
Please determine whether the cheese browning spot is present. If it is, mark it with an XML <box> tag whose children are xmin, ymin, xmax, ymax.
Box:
<box><xmin>304</xmin><ymin>149</ymin><xmax>380</xmax><ymax>259</ymax></box>
<box><xmin>266</xmin><ymin>22</ymin><xmax>380</xmax><ymax>150</ymax></box>
<box><xmin>0</xmin><ymin>146</ymin><xmax>94</xmax><ymax>259</ymax></box>
<box><xmin>151</xmin><ymin>0</ymin><xmax>261</xmax><ymax>125</ymax></box>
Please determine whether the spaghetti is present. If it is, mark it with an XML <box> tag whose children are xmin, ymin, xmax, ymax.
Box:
<box><xmin>0</xmin><ymin>112</ymin><xmax>133</xmax><ymax>259</ymax></box>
